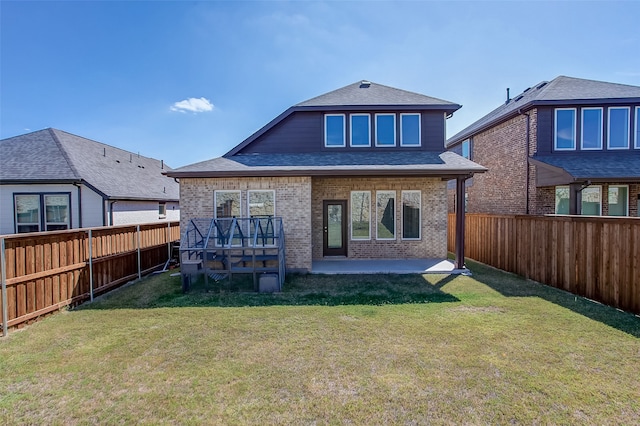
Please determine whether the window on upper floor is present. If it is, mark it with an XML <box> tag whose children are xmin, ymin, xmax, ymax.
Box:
<box><xmin>324</xmin><ymin>114</ymin><xmax>345</xmax><ymax>147</ymax></box>
<box><xmin>400</xmin><ymin>113</ymin><xmax>421</xmax><ymax>146</ymax></box>
<box><xmin>608</xmin><ymin>185</ymin><xmax>628</xmax><ymax>216</ymax></box>
<box><xmin>554</xmin><ymin>108</ymin><xmax>576</xmax><ymax>150</ymax></box>
<box><xmin>375</xmin><ymin>114</ymin><xmax>396</xmax><ymax>146</ymax></box>
<box><xmin>608</xmin><ymin>107</ymin><xmax>630</xmax><ymax>149</ymax></box>
<box><xmin>581</xmin><ymin>108</ymin><xmax>603</xmax><ymax>150</ymax></box>
<box><xmin>636</xmin><ymin>107</ymin><xmax>640</xmax><ymax>149</ymax></box>
<box><xmin>350</xmin><ymin>114</ymin><xmax>371</xmax><ymax>147</ymax></box>
<box><xmin>461</xmin><ymin>139</ymin><xmax>471</xmax><ymax>159</ymax></box>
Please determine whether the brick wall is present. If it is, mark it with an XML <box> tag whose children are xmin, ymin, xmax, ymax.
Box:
<box><xmin>179</xmin><ymin>177</ymin><xmax>312</xmax><ymax>271</ymax></box>
<box><xmin>311</xmin><ymin>177</ymin><xmax>448</xmax><ymax>259</ymax></box>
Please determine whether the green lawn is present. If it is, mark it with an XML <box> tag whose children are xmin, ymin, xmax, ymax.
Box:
<box><xmin>1</xmin><ymin>261</ymin><xmax>639</xmax><ymax>424</ymax></box>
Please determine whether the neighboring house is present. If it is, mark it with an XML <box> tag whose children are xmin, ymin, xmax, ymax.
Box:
<box><xmin>0</xmin><ymin>128</ymin><xmax>180</xmax><ymax>235</ymax></box>
<box><xmin>446</xmin><ymin>76</ymin><xmax>640</xmax><ymax>217</ymax></box>
<box><xmin>166</xmin><ymin>80</ymin><xmax>486</xmax><ymax>272</ymax></box>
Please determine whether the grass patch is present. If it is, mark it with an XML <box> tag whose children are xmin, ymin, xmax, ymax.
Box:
<box><xmin>1</xmin><ymin>261</ymin><xmax>638</xmax><ymax>424</ymax></box>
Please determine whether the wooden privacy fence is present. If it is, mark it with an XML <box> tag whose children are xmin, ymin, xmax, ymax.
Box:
<box><xmin>448</xmin><ymin>213</ymin><xmax>640</xmax><ymax>315</ymax></box>
<box><xmin>1</xmin><ymin>222</ymin><xmax>180</xmax><ymax>335</ymax></box>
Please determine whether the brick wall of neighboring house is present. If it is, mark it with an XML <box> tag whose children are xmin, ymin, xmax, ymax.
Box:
<box><xmin>179</xmin><ymin>177</ymin><xmax>313</xmax><ymax>272</ymax></box>
<box><xmin>464</xmin><ymin>111</ymin><xmax>534</xmax><ymax>215</ymax></box>
<box><xmin>311</xmin><ymin>177</ymin><xmax>448</xmax><ymax>260</ymax></box>
<box><xmin>537</xmin><ymin>183</ymin><xmax>640</xmax><ymax>217</ymax></box>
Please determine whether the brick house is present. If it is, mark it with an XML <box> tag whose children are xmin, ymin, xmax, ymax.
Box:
<box><xmin>446</xmin><ymin>76</ymin><xmax>640</xmax><ymax>217</ymax></box>
<box><xmin>167</xmin><ymin>81</ymin><xmax>486</xmax><ymax>272</ymax></box>
<box><xmin>0</xmin><ymin>128</ymin><xmax>180</xmax><ymax>235</ymax></box>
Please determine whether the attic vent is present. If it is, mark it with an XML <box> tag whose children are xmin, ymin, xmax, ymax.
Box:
<box><xmin>514</xmin><ymin>95</ymin><xmax>524</xmax><ymax>102</ymax></box>
<box><xmin>523</xmin><ymin>87</ymin><xmax>531</xmax><ymax>93</ymax></box>
<box><xmin>536</xmin><ymin>82</ymin><xmax>548</xmax><ymax>90</ymax></box>
<box><xmin>360</xmin><ymin>80</ymin><xmax>371</xmax><ymax>88</ymax></box>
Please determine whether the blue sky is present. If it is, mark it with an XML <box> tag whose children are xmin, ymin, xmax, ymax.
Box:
<box><xmin>2</xmin><ymin>1</ymin><xmax>639</xmax><ymax>168</ymax></box>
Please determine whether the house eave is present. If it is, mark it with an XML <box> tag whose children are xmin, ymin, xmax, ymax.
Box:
<box><xmin>167</xmin><ymin>168</ymin><xmax>485</xmax><ymax>179</ymax></box>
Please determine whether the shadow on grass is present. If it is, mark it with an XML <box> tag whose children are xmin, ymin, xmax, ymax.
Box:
<box><xmin>79</xmin><ymin>271</ymin><xmax>460</xmax><ymax>310</ymax></box>
<box><xmin>467</xmin><ymin>259</ymin><xmax>640</xmax><ymax>338</ymax></box>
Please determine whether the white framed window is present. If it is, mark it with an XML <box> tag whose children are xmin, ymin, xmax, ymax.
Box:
<box><xmin>401</xmin><ymin>190</ymin><xmax>421</xmax><ymax>240</ymax></box>
<box><xmin>158</xmin><ymin>202</ymin><xmax>167</xmax><ymax>218</ymax></box>
<box><xmin>581</xmin><ymin>107</ymin><xmax>603</xmax><ymax>150</ymax></box>
<box><xmin>607</xmin><ymin>185</ymin><xmax>629</xmax><ymax>216</ymax></box>
<box><xmin>44</xmin><ymin>195</ymin><xmax>70</xmax><ymax>231</ymax></box>
<box><xmin>324</xmin><ymin>114</ymin><xmax>346</xmax><ymax>147</ymax></box>
<box><xmin>635</xmin><ymin>107</ymin><xmax>640</xmax><ymax>149</ymax></box>
<box><xmin>461</xmin><ymin>139</ymin><xmax>471</xmax><ymax>159</ymax></box>
<box><xmin>400</xmin><ymin>113</ymin><xmax>421</xmax><ymax>146</ymax></box>
<box><xmin>350</xmin><ymin>191</ymin><xmax>371</xmax><ymax>240</ymax></box>
<box><xmin>350</xmin><ymin>114</ymin><xmax>371</xmax><ymax>147</ymax></box>
<box><xmin>248</xmin><ymin>190</ymin><xmax>276</xmax><ymax>245</ymax></box>
<box><xmin>14</xmin><ymin>194</ymin><xmax>42</xmax><ymax>233</ymax></box>
<box><xmin>581</xmin><ymin>186</ymin><xmax>602</xmax><ymax>216</ymax></box>
<box><xmin>555</xmin><ymin>108</ymin><xmax>576</xmax><ymax>150</ymax></box>
<box><xmin>375</xmin><ymin>113</ymin><xmax>396</xmax><ymax>146</ymax></box>
<box><xmin>555</xmin><ymin>186</ymin><xmax>570</xmax><ymax>214</ymax></box>
<box><xmin>376</xmin><ymin>190</ymin><xmax>396</xmax><ymax>240</ymax></box>
<box><xmin>214</xmin><ymin>190</ymin><xmax>241</xmax><ymax>218</ymax></box>
<box><xmin>608</xmin><ymin>107</ymin><xmax>630</xmax><ymax>149</ymax></box>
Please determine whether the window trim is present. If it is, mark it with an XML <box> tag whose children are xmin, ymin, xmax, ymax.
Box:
<box><xmin>635</xmin><ymin>106</ymin><xmax>640</xmax><ymax>149</ymax></box>
<box><xmin>554</xmin><ymin>185</ymin><xmax>570</xmax><ymax>215</ymax></box>
<box><xmin>375</xmin><ymin>190</ymin><xmax>396</xmax><ymax>240</ymax></box>
<box><xmin>401</xmin><ymin>190</ymin><xmax>421</xmax><ymax>240</ymax></box>
<box><xmin>461</xmin><ymin>139</ymin><xmax>471</xmax><ymax>159</ymax></box>
<box><xmin>607</xmin><ymin>106</ymin><xmax>630</xmax><ymax>150</ymax></box>
<box><xmin>375</xmin><ymin>113</ymin><xmax>397</xmax><ymax>147</ymax></box>
<box><xmin>324</xmin><ymin>114</ymin><xmax>346</xmax><ymax>148</ymax></box>
<box><xmin>349</xmin><ymin>113</ymin><xmax>371</xmax><ymax>147</ymax></box>
<box><xmin>580</xmin><ymin>107</ymin><xmax>603</xmax><ymax>150</ymax></box>
<box><xmin>158</xmin><ymin>202</ymin><xmax>167</xmax><ymax>218</ymax></box>
<box><xmin>14</xmin><ymin>192</ymin><xmax>71</xmax><ymax>233</ymax></box>
<box><xmin>581</xmin><ymin>185</ymin><xmax>602</xmax><ymax>216</ymax></box>
<box><xmin>214</xmin><ymin>190</ymin><xmax>241</xmax><ymax>219</ymax></box>
<box><xmin>554</xmin><ymin>108</ymin><xmax>576</xmax><ymax>151</ymax></box>
<box><xmin>607</xmin><ymin>185</ymin><xmax>629</xmax><ymax>216</ymax></box>
<box><xmin>350</xmin><ymin>191</ymin><xmax>371</xmax><ymax>241</ymax></box>
<box><xmin>247</xmin><ymin>189</ymin><xmax>276</xmax><ymax>218</ymax></box>
<box><xmin>399</xmin><ymin>113</ymin><xmax>421</xmax><ymax>147</ymax></box>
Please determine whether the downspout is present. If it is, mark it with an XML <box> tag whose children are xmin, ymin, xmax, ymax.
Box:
<box><xmin>109</xmin><ymin>201</ymin><xmax>118</xmax><ymax>226</ymax></box>
<box><xmin>73</xmin><ymin>182</ymin><xmax>83</xmax><ymax>228</ymax></box>
<box><xmin>519</xmin><ymin>109</ymin><xmax>531</xmax><ymax>214</ymax></box>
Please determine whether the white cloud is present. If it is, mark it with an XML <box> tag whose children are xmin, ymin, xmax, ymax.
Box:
<box><xmin>170</xmin><ymin>97</ymin><xmax>214</xmax><ymax>113</ymax></box>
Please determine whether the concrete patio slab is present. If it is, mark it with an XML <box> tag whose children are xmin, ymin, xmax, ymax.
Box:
<box><xmin>311</xmin><ymin>258</ymin><xmax>468</xmax><ymax>275</ymax></box>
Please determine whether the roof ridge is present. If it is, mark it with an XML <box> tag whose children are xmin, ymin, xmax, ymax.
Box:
<box><xmin>48</xmin><ymin>128</ymin><xmax>83</xmax><ymax>180</ymax></box>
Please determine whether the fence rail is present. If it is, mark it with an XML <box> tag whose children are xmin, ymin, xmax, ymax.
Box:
<box><xmin>448</xmin><ymin>213</ymin><xmax>640</xmax><ymax>315</ymax></box>
<box><xmin>1</xmin><ymin>222</ymin><xmax>180</xmax><ymax>335</ymax></box>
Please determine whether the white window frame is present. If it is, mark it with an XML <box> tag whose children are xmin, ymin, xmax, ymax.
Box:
<box><xmin>400</xmin><ymin>113</ymin><xmax>421</xmax><ymax>147</ymax></box>
<box><xmin>581</xmin><ymin>185</ymin><xmax>602</xmax><ymax>216</ymax></box>
<box><xmin>580</xmin><ymin>107</ymin><xmax>603</xmax><ymax>150</ymax></box>
<box><xmin>607</xmin><ymin>107</ymin><xmax>630</xmax><ymax>150</ymax></box>
<box><xmin>349</xmin><ymin>114</ymin><xmax>371</xmax><ymax>147</ymax></box>
<box><xmin>158</xmin><ymin>202</ymin><xmax>167</xmax><ymax>218</ymax></box>
<box><xmin>324</xmin><ymin>114</ymin><xmax>346</xmax><ymax>148</ymax></box>
<box><xmin>554</xmin><ymin>186</ymin><xmax>570</xmax><ymax>214</ymax></box>
<box><xmin>554</xmin><ymin>108</ymin><xmax>576</xmax><ymax>151</ymax></box>
<box><xmin>607</xmin><ymin>185</ymin><xmax>629</xmax><ymax>216</ymax></box>
<box><xmin>350</xmin><ymin>191</ymin><xmax>371</xmax><ymax>241</ymax></box>
<box><xmin>461</xmin><ymin>139</ymin><xmax>471</xmax><ymax>159</ymax></box>
<box><xmin>375</xmin><ymin>190</ymin><xmax>396</xmax><ymax>240</ymax></box>
<box><xmin>375</xmin><ymin>113</ymin><xmax>396</xmax><ymax>147</ymax></box>
<box><xmin>214</xmin><ymin>190</ymin><xmax>241</xmax><ymax>219</ymax></box>
<box><xmin>401</xmin><ymin>190</ymin><xmax>421</xmax><ymax>240</ymax></box>
<box><xmin>14</xmin><ymin>194</ymin><xmax>42</xmax><ymax>233</ymax></box>
<box><xmin>635</xmin><ymin>107</ymin><xmax>640</xmax><ymax>149</ymax></box>
<box><xmin>247</xmin><ymin>190</ymin><xmax>276</xmax><ymax>218</ymax></box>
<box><xmin>43</xmin><ymin>194</ymin><xmax>71</xmax><ymax>231</ymax></box>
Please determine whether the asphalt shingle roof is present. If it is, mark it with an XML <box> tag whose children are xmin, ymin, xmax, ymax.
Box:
<box><xmin>167</xmin><ymin>151</ymin><xmax>486</xmax><ymax>177</ymax></box>
<box><xmin>531</xmin><ymin>152</ymin><xmax>640</xmax><ymax>181</ymax></box>
<box><xmin>0</xmin><ymin>128</ymin><xmax>179</xmax><ymax>201</ymax></box>
<box><xmin>447</xmin><ymin>76</ymin><xmax>640</xmax><ymax>147</ymax></box>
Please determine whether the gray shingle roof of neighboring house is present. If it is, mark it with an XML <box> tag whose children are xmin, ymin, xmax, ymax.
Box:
<box><xmin>447</xmin><ymin>75</ymin><xmax>640</xmax><ymax>147</ymax></box>
<box><xmin>167</xmin><ymin>151</ymin><xmax>487</xmax><ymax>178</ymax></box>
<box><xmin>225</xmin><ymin>80</ymin><xmax>462</xmax><ymax>157</ymax></box>
<box><xmin>530</xmin><ymin>152</ymin><xmax>640</xmax><ymax>183</ymax></box>
<box><xmin>0</xmin><ymin>128</ymin><xmax>179</xmax><ymax>201</ymax></box>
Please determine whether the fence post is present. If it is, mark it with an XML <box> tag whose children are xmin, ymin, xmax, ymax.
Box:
<box><xmin>88</xmin><ymin>229</ymin><xmax>94</xmax><ymax>302</ymax></box>
<box><xmin>137</xmin><ymin>225</ymin><xmax>142</xmax><ymax>280</ymax></box>
<box><xmin>1</xmin><ymin>238</ymin><xmax>7</xmax><ymax>337</ymax></box>
<box><xmin>167</xmin><ymin>222</ymin><xmax>171</xmax><ymax>260</ymax></box>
